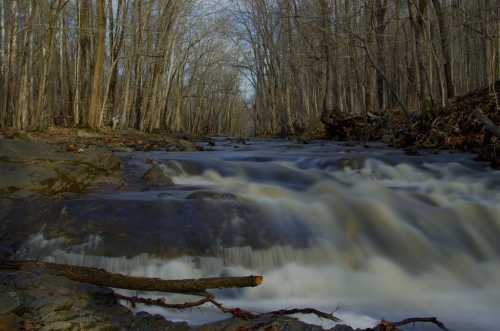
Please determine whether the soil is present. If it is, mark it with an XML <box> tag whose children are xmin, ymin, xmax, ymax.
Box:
<box><xmin>320</xmin><ymin>80</ymin><xmax>500</xmax><ymax>167</ymax></box>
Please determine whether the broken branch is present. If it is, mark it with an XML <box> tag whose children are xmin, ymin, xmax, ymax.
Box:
<box><xmin>115</xmin><ymin>292</ymin><xmax>214</xmax><ymax>309</ymax></box>
<box><xmin>268</xmin><ymin>308</ymin><xmax>341</xmax><ymax>322</ymax></box>
<box><xmin>0</xmin><ymin>260</ymin><xmax>263</xmax><ymax>294</ymax></box>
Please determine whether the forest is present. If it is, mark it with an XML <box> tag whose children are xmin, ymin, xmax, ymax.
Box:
<box><xmin>0</xmin><ymin>0</ymin><xmax>498</xmax><ymax>137</ymax></box>
<box><xmin>2</xmin><ymin>2</ymin><xmax>500</xmax><ymax>331</ymax></box>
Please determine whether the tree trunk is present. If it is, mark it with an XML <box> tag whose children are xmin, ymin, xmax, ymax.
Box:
<box><xmin>432</xmin><ymin>0</ymin><xmax>455</xmax><ymax>99</ymax></box>
<box><xmin>88</xmin><ymin>0</ymin><xmax>106</xmax><ymax>128</ymax></box>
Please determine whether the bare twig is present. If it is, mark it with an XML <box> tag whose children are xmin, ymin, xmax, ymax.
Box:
<box><xmin>116</xmin><ymin>293</ymin><xmax>341</xmax><ymax>322</ymax></box>
<box><xmin>268</xmin><ymin>308</ymin><xmax>341</xmax><ymax>322</ymax></box>
<box><xmin>115</xmin><ymin>292</ymin><xmax>214</xmax><ymax>309</ymax></box>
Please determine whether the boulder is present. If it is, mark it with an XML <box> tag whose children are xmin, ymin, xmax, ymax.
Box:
<box><xmin>142</xmin><ymin>164</ymin><xmax>174</xmax><ymax>186</ymax></box>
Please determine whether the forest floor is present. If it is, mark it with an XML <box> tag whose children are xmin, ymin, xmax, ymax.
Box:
<box><xmin>319</xmin><ymin>79</ymin><xmax>500</xmax><ymax>168</ymax></box>
<box><xmin>0</xmin><ymin>127</ymin><xmax>204</xmax><ymax>153</ymax></box>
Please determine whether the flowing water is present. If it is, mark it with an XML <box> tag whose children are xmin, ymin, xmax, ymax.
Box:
<box><xmin>16</xmin><ymin>138</ymin><xmax>500</xmax><ymax>330</ymax></box>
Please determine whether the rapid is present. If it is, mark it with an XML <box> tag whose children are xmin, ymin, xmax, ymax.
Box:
<box><xmin>15</xmin><ymin>138</ymin><xmax>500</xmax><ymax>331</ymax></box>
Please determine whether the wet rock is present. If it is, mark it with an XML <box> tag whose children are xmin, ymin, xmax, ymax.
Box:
<box><xmin>40</xmin><ymin>321</ymin><xmax>77</xmax><ymax>331</ymax></box>
<box><xmin>0</xmin><ymin>269</ymin><xmax>189</xmax><ymax>331</ymax></box>
<box><xmin>76</xmin><ymin>130</ymin><xmax>103</xmax><ymax>139</ymax></box>
<box><xmin>0</xmin><ymin>139</ymin><xmax>121</xmax><ymax>195</ymax></box>
<box><xmin>338</xmin><ymin>157</ymin><xmax>365</xmax><ymax>170</ymax></box>
<box><xmin>112</xmin><ymin>146</ymin><xmax>134</xmax><ymax>153</ymax></box>
<box><xmin>230</xmin><ymin>137</ymin><xmax>248</xmax><ymax>145</ymax></box>
<box><xmin>195</xmin><ymin>315</ymin><xmax>356</xmax><ymax>331</ymax></box>
<box><xmin>186</xmin><ymin>191</ymin><xmax>238</xmax><ymax>201</ymax></box>
<box><xmin>0</xmin><ymin>313</ymin><xmax>23</xmax><ymax>331</ymax></box>
<box><xmin>166</xmin><ymin>139</ymin><xmax>202</xmax><ymax>152</ymax></box>
<box><xmin>0</xmin><ymin>292</ymin><xmax>20</xmax><ymax>315</ymax></box>
<box><xmin>142</xmin><ymin>164</ymin><xmax>174</xmax><ymax>186</ymax></box>
<box><xmin>160</xmin><ymin>160</ymin><xmax>204</xmax><ymax>177</ymax></box>
<box><xmin>291</xmin><ymin>137</ymin><xmax>310</xmax><ymax>145</ymax></box>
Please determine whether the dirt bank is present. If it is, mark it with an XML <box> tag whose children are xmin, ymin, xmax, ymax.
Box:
<box><xmin>321</xmin><ymin>80</ymin><xmax>500</xmax><ymax>167</ymax></box>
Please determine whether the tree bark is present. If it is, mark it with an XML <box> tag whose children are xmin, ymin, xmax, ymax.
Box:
<box><xmin>432</xmin><ymin>0</ymin><xmax>455</xmax><ymax>99</ymax></box>
<box><xmin>1</xmin><ymin>260</ymin><xmax>263</xmax><ymax>294</ymax></box>
<box><xmin>88</xmin><ymin>0</ymin><xmax>106</xmax><ymax>128</ymax></box>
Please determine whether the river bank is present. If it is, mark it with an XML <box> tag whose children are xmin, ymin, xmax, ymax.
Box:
<box><xmin>320</xmin><ymin>80</ymin><xmax>500</xmax><ymax>168</ymax></box>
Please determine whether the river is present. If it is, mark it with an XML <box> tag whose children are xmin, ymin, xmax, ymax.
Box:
<box><xmin>16</xmin><ymin>138</ymin><xmax>500</xmax><ymax>331</ymax></box>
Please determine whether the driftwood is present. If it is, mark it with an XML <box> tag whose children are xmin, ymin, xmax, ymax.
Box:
<box><xmin>0</xmin><ymin>260</ymin><xmax>262</xmax><ymax>293</ymax></box>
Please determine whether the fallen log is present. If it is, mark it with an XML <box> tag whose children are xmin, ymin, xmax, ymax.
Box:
<box><xmin>0</xmin><ymin>260</ymin><xmax>263</xmax><ymax>293</ymax></box>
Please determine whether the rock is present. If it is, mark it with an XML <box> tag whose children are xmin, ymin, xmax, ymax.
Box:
<box><xmin>40</xmin><ymin>321</ymin><xmax>77</xmax><ymax>331</ymax></box>
<box><xmin>331</xmin><ymin>325</ymin><xmax>357</xmax><ymax>331</ymax></box>
<box><xmin>112</xmin><ymin>146</ymin><xmax>135</xmax><ymax>153</ymax></box>
<box><xmin>171</xmin><ymin>139</ymin><xmax>202</xmax><ymax>152</ymax></box>
<box><xmin>186</xmin><ymin>191</ymin><xmax>237</xmax><ymax>201</ymax></box>
<box><xmin>0</xmin><ymin>292</ymin><xmax>20</xmax><ymax>315</ymax></box>
<box><xmin>76</xmin><ymin>130</ymin><xmax>103</xmax><ymax>139</ymax></box>
<box><xmin>0</xmin><ymin>313</ymin><xmax>23</xmax><ymax>331</ymax></box>
<box><xmin>230</xmin><ymin>137</ymin><xmax>248</xmax><ymax>145</ymax></box>
<box><xmin>0</xmin><ymin>139</ymin><xmax>121</xmax><ymax>195</ymax></box>
<box><xmin>338</xmin><ymin>157</ymin><xmax>365</xmax><ymax>170</ymax></box>
<box><xmin>0</xmin><ymin>245</ymin><xmax>14</xmax><ymax>259</ymax></box>
<box><xmin>142</xmin><ymin>164</ymin><xmax>174</xmax><ymax>186</ymax></box>
<box><xmin>43</xmin><ymin>310</ymin><xmax>79</xmax><ymax>324</ymax></box>
<box><xmin>196</xmin><ymin>315</ymin><xmax>340</xmax><ymax>331</ymax></box>
<box><xmin>291</xmin><ymin>137</ymin><xmax>310</xmax><ymax>144</ymax></box>
<box><xmin>404</xmin><ymin>146</ymin><xmax>420</xmax><ymax>156</ymax></box>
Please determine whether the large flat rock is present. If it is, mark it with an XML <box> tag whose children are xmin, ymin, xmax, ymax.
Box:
<box><xmin>0</xmin><ymin>138</ymin><xmax>121</xmax><ymax>195</ymax></box>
